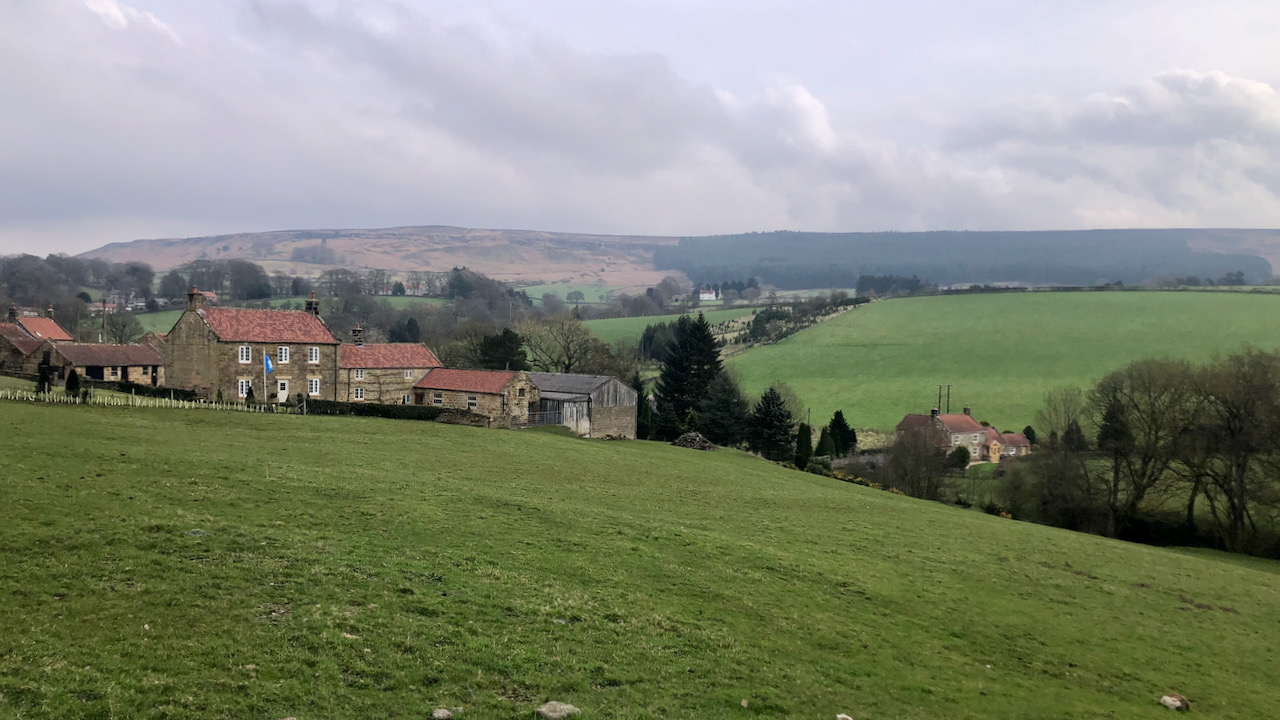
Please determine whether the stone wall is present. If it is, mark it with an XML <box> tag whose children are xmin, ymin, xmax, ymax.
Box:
<box><xmin>589</xmin><ymin>404</ymin><xmax>637</xmax><ymax>439</ymax></box>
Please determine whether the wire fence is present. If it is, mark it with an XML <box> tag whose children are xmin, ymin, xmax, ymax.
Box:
<box><xmin>0</xmin><ymin>388</ymin><xmax>302</xmax><ymax>414</ymax></box>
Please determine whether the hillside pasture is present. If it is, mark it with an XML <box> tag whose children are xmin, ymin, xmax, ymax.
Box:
<box><xmin>2</xmin><ymin>402</ymin><xmax>1278</xmax><ymax>718</ymax></box>
<box><xmin>728</xmin><ymin>291</ymin><xmax>1280</xmax><ymax>431</ymax></box>
<box><xmin>585</xmin><ymin>307</ymin><xmax>754</xmax><ymax>345</ymax></box>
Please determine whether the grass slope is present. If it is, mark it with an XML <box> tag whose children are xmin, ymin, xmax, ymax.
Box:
<box><xmin>585</xmin><ymin>308</ymin><xmax>754</xmax><ymax>345</ymax></box>
<box><xmin>3</xmin><ymin>403</ymin><xmax>1278</xmax><ymax>718</ymax></box>
<box><xmin>728</xmin><ymin>291</ymin><xmax>1280</xmax><ymax>431</ymax></box>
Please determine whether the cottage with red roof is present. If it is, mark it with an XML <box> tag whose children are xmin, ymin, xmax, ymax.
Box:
<box><xmin>166</xmin><ymin>288</ymin><xmax>340</xmax><ymax>401</ymax></box>
<box><xmin>338</xmin><ymin>325</ymin><xmax>442</xmax><ymax>404</ymax></box>
<box><xmin>41</xmin><ymin>341</ymin><xmax>166</xmax><ymax>386</ymax></box>
<box><xmin>0</xmin><ymin>305</ymin><xmax>74</xmax><ymax>374</ymax></box>
<box><xmin>895</xmin><ymin>406</ymin><xmax>988</xmax><ymax>460</ymax></box>
<box><xmin>413</xmin><ymin>368</ymin><xmax>538</xmax><ymax>427</ymax></box>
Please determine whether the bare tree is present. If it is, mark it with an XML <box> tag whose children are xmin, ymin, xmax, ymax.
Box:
<box><xmin>516</xmin><ymin>315</ymin><xmax>598</xmax><ymax>373</ymax></box>
<box><xmin>1035</xmin><ymin>386</ymin><xmax>1087</xmax><ymax>449</ymax></box>
<box><xmin>886</xmin><ymin>428</ymin><xmax>950</xmax><ymax>500</ymax></box>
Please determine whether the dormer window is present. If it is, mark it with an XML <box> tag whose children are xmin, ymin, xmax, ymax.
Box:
<box><xmin>238</xmin><ymin>345</ymin><xmax>251</xmax><ymax>363</ymax></box>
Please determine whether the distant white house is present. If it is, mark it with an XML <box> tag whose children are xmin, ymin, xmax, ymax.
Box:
<box><xmin>698</xmin><ymin>289</ymin><xmax>717</xmax><ymax>301</ymax></box>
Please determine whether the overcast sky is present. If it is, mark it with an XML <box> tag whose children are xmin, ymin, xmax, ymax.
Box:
<box><xmin>3</xmin><ymin>0</ymin><xmax>1280</xmax><ymax>255</ymax></box>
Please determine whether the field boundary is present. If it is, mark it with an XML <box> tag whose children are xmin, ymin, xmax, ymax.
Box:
<box><xmin>0</xmin><ymin>388</ymin><xmax>300</xmax><ymax>414</ymax></box>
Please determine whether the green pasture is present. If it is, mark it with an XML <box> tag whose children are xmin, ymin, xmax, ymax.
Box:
<box><xmin>729</xmin><ymin>291</ymin><xmax>1280</xmax><ymax>431</ymax></box>
<box><xmin>265</xmin><ymin>296</ymin><xmax>447</xmax><ymax>310</ymax></box>
<box><xmin>2</xmin><ymin>401</ymin><xmax>1277</xmax><ymax>718</ymax></box>
<box><xmin>136</xmin><ymin>309</ymin><xmax>183</xmax><ymax>334</ymax></box>
<box><xmin>517</xmin><ymin>283</ymin><xmax>627</xmax><ymax>304</ymax></box>
<box><xmin>585</xmin><ymin>308</ymin><xmax>755</xmax><ymax>345</ymax></box>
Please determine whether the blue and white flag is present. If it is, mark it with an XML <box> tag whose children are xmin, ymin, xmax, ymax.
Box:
<box><xmin>264</xmin><ymin>353</ymin><xmax>274</xmax><ymax>374</ymax></box>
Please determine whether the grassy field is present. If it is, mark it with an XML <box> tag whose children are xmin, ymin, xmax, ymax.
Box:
<box><xmin>136</xmin><ymin>309</ymin><xmax>183</xmax><ymax>334</ymax></box>
<box><xmin>518</xmin><ymin>283</ymin><xmax>627</xmax><ymax>304</ymax></box>
<box><xmin>585</xmin><ymin>308</ymin><xmax>755</xmax><ymax>345</ymax></box>
<box><xmin>728</xmin><ymin>291</ymin><xmax>1280</xmax><ymax>432</ymax></box>
<box><xmin>3</xmin><ymin>402</ymin><xmax>1278</xmax><ymax>718</ymax></box>
<box><xmin>264</xmin><ymin>296</ymin><xmax>448</xmax><ymax>310</ymax></box>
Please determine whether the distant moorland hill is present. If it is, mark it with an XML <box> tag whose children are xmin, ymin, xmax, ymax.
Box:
<box><xmin>79</xmin><ymin>226</ymin><xmax>1280</xmax><ymax>289</ymax></box>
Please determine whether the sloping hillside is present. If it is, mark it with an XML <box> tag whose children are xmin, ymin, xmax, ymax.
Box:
<box><xmin>728</xmin><ymin>290</ymin><xmax>1280</xmax><ymax>431</ymax></box>
<box><xmin>2</xmin><ymin>402</ymin><xmax>1277</xmax><ymax>718</ymax></box>
<box><xmin>80</xmin><ymin>226</ymin><xmax>678</xmax><ymax>287</ymax></box>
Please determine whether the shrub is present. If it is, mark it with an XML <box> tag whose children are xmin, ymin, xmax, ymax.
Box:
<box><xmin>302</xmin><ymin>399</ymin><xmax>446</xmax><ymax>421</ymax></box>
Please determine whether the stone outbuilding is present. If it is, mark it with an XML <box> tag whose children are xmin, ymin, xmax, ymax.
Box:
<box><xmin>165</xmin><ymin>288</ymin><xmax>340</xmax><ymax>402</ymax></box>
<box><xmin>338</xmin><ymin>326</ymin><xmax>442</xmax><ymax>404</ymax></box>
<box><xmin>527</xmin><ymin>372</ymin><xmax>638</xmax><ymax>439</ymax></box>
<box><xmin>0</xmin><ymin>306</ymin><xmax>74</xmax><ymax>375</ymax></box>
<box><xmin>413</xmin><ymin>368</ymin><xmax>538</xmax><ymax>427</ymax></box>
<box><xmin>44</xmin><ymin>342</ymin><xmax>166</xmax><ymax>386</ymax></box>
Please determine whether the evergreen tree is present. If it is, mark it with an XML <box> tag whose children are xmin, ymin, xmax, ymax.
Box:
<box><xmin>948</xmin><ymin>445</ymin><xmax>971</xmax><ymax>469</ymax></box>
<box><xmin>748</xmin><ymin>387</ymin><xmax>795</xmax><ymax>461</ymax></box>
<box><xmin>630</xmin><ymin>372</ymin><xmax>653</xmax><ymax>440</ymax></box>
<box><xmin>245</xmin><ymin>386</ymin><xmax>256</xmax><ymax>405</ymax></box>
<box><xmin>828</xmin><ymin>410</ymin><xmax>855</xmax><ymax>456</ymax></box>
<box><xmin>1022</xmin><ymin>425</ymin><xmax>1037</xmax><ymax>445</ymax></box>
<box><xmin>654</xmin><ymin>405</ymin><xmax>685</xmax><ymax>441</ymax></box>
<box><xmin>816</xmin><ymin>426</ymin><xmax>836</xmax><ymax>457</ymax></box>
<box><xmin>794</xmin><ymin>422</ymin><xmax>813</xmax><ymax>469</ymax></box>
<box><xmin>1062</xmin><ymin>419</ymin><xmax>1089</xmax><ymax>452</ymax></box>
<box><xmin>36</xmin><ymin>365</ymin><xmax>52</xmax><ymax>394</ymax></box>
<box><xmin>477</xmin><ymin>328</ymin><xmax>529</xmax><ymax>370</ymax></box>
<box><xmin>697</xmin><ymin>372</ymin><xmax>751</xmax><ymax>446</ymax></box>
<box><xmin>655</xmin><ymin>313</ymin><xmax>723</xmax><ymax>424</ymax></box>
<box><xmin>404</xmin><ymin>317</ymin><xmax>421</xmax><ymax>343</ymax></box>
<box><xmin>391</xmin><ymin>281</ymin><xmax>406</xmax><ymax>296</ymax></box>
<box><xmin>65</xmin><ymin>369</ymin><xmax>80</xmax><ymax>397</ymax></box>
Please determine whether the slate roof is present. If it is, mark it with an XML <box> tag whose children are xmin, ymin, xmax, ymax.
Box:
<box><xmin>937</xmin><ymin>413</ymin><xmax>985</xmax><ymax>434</ymax></box>
<box><xmin>340</xmin><ymin>343</ymin><xmax>441</xmax><ymax>369</ymax></box>
<box><xmin>415</xmin><ymin>368</ymin><xmax>516</xmax><ymax>394</ymax></box>
<box><xmin>55</xmin><ymin>343</ymin><xmax>164</xmax><ymax>367</ymax></box>
<box><xmin>196</xmin><ymin>308</ymin><xmax>338</xmax><ymax>344</ymax></box>
<box><xmin>527</xmin><ymin>372</ymin><xmax>614</xmax><ymax>397</ymax></box>
<box><xmin>17</xmin><ymin>317</ymin><xmax>72</xmax><ymax>341</ymax></box>
<box><xmin>0</xmin><ymin>323</ymin><xmax>42</xmax><ymax>355</ymax></box>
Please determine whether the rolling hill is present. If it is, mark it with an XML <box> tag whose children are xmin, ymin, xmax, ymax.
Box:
<box><xmin>2</xmin><ymin>401</ymin><xmax>1277</xmax><ymax>718</ymax></box>
<box><xmin>727</xmin><ymin>290</ymin><xmax>1280</xmax><ymax>432</ymax></box>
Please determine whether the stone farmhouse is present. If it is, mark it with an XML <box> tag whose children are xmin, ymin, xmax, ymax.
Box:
<box><xmin>337</xmin><ymin>325</ymin><xmax>442</xmax><ymax>404</ymax></box>
<box><xmin>896</xmin><ymin>406</ymin><xmax>1033</xmax><ymax>463</ymax></box>
<box><xmin>166</xmin><ymin>289</ymin><xmax>340</xmax><ymax>402</ymax></box>
<box><xmin>527</xmin><ymin>372</ymin><xmax>638</xmax><ymax>439</ymax></box>
<box><xmin>413</xmin><ymin>368</ymin><xmax>538</xmax><ymax>427</ymax></box>
<box><xmin>42</xmin><ymin>342</ymin><xmax>166</xmax><ymax>386</ymax></box>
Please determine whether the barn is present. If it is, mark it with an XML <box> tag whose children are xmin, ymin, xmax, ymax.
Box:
<box><xmin>527</xmin><ymin>372</ymin><xmax>638</xmax><ymax>439</ymax></box>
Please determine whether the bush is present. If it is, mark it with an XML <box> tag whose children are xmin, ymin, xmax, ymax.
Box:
<box><xmin>114</xmin><ymin>382</ymin><xmax>200</xmax><ymax>401</ymax></box>
<box><xmin>302</xmin><ymin>399</ymin><xmax>446</xmax><ymax>421</ymax></box>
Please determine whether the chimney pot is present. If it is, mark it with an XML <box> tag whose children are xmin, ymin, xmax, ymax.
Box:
<box><xmin>352</xmin><ymin>324</ymin><xmax>364</xmax><ymax>346</ymax></box>
<box><xmin>963</xmin><ymin>405</ymin><xmax>971</xmax><ymax>416</ymax></box>
<box><xmin>931</xmin><ymin>407</ymin><xmax>939</xmax><ymax>417</ymax></box>
<box><xmin>187</xmin><ymin>286</ymin><xmax>204</xmax><ymax>312</ymax></box>
<box><xmin>46</xmin><ymin>305</ymin><xmax>55</xmax><ymax>319</ymax></box>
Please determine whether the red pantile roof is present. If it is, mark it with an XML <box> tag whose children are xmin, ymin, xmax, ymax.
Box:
<box><xmin>197</xmin><ymin>308</ymin><xmax>338</xmax><ymax>344</ymax></box>
<box><xmin>17</xmin><ymin>317</ymin><xmax>72</xmax><ymax>341</ymax></box>
<box><xmin>1001</xmin><ymin>432</ymin><xmax>1031</xmax><ymax>448</ymax></box>
<box><xmin>984</xmin><ymin>426</ymin><xmax>1002</xmax><ymax>446</ymax></box>
<box><xmin>415</xmin><ymin>368</ymin><xmax>515</xmax><ymax>394</ymax></box>
<box><xmin>0</xmin><ymin>323</ymin><xmax>41</xmax><ymax>355</ymax></box>
<box><xmin>340</xmin><ymin>343</ymin><xmax>441</xmax><ymax>369</ymax></box>
<box><xmin>55</xmin><ymin>343</ymin><xmax>164</xmax><ymax>367</ymax></box>
<box><xmin>937</xmin><ymin>413</ymin><xmax>985</xmax><ymax>434</ymax></box>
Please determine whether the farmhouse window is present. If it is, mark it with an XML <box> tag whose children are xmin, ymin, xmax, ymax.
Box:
<box><xmin>109</xmin><ymin>366</ymin><xmax>119</xmax><ymax>378</ymax></box>
<box><xmin>308</xmin><ymin>347</ymin><xmax>320</xmax><ymax>364</ymax></box>
<box><xmin>354</xmin><ymin>387</ymin><xmax>365</xmax><ymax>400</ymax></box>
<box><xmin>404</xmin><ymin>370</ymin><xmax>413</xmax><ymax>379</ymax></box>
<box><xmin>433</xmin><ymin>392</ymin><xmax>443</xmax><ymax>405</ymax></box>
<box><xmin>518</xmin><ymin>388</ymin><xmax>525</xmax><ymax>399</ymax></box>
<box><xmin>354</xmin><ymin>369</ymin><xmax>365</xmax><ymax>381</ymax></box>
<box><xmin>238</xmin><ymin>345</ymin><xmax>251</xmax><ymax>363</ymax></box>
<box><xmin>467</xmin><ymin>395</ymin><xmax>478</xmax><ymax>409</ymax></box>
<box><xmin>308</xmin><ymin>378</ymin><xmax>320</xmax><ymax>396</ymax></box>
<box><xmin>278</xmin><ymin>347</ymin><xmax>290</xmax><ymax>364</ymax></box>
<box><xmin>238</xmin><ymin>379</ymin><xmax>251</xmax><ymax>398</ymax></box>
<box><xmin>401</xmin><ymin>393</ymin><xmax>411</xmax><ymax>404</ymax></box>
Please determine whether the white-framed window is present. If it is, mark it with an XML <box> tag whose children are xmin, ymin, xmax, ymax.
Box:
<box><xmin>278</xmin><ymin>347</ymin><xmax>290</xmax><ymax>364</ymax></box>
<box><xmin>308</xmin><ymin>347</ymin><xmax>320</xmax><ymax>364</ymax></box>
<box><xmin>109</xmin><ymin>366</ymin><xmax>120</xmax><ymax>378</ymax></box>
<box><xmin>238</xmin><ymin>345</ymin><xmax>251</xmax><ymax>363</ymax></box>
<box><xmin>308</xmin><ymin>378</ymin><xmax>320</xmax><ymax>396</ymax></box>
<box><xmin>433</xmin><ymin>392</ymin><xmax>443</xmax><ymax>406</ymax></box>
<box><xmin>467</xmin><ymin>395</ymin><xmax>478</xmax><ymax>409</ymax></box>
<box><xmin>238</xmin><ymin>379</ymin><xmax>251</xmax><ymax>398</ymax></box>
<box><xmin>401</xmin><ymin>393</ymin><xmax>411</xmax><ymax>405</ymax></box>
<box><xmin>404</xmin><ymin>369</ymin><xmax>413</xmax><ymax>379</ymax></box>
<box><xmin>354</xmin><ymin>368</ymin><xmax>365</xmax><ymax>381</ymax></box>
<box><xmin>354</xmin><ymin>387</ymin><xmax>365</xmax><ymax>400</ymax></box>
<box><xmin>518</xmin><ymin>387</ymin><xmax>525</xmax><ymax>399</ymax></box>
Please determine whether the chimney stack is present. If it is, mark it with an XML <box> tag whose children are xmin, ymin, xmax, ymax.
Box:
<box><xmin>305</xmin><ymin>292</ymin><xmax>321</xmax><ymax>317</ymax></box>
<box><xmin>187</xmin><ymin>286</ymin><xmax>204</xmax><ymax>312</ymax></box>
<box><xmin>963</xmin><ymin>405</ymin><xmax>971</xmax><ymax>416</ymax></box>
<box><xmin>46</xmin><ymin>305</ymin><xmax>55</xmax><ymax>319</ymax></box>
<box><xmin>7</xmin><ymin>304</ymin><xmax>16</xmax><ymax>323</ymax></box>
<box><xmin>352</xmin><ymin>324</ymin><xmax>364</xmax><ymax>346</ymax></box>
<box><xmin>931</xmin><ymin>407</ymin><xmax>939</xmax><ymax>417</ymax></box>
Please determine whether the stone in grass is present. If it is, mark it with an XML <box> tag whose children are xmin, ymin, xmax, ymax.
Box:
<box><xmin>432</xmin><ymin>709</ymin><xmax>454</xmax><ymax>719</ymax></box>
<box><xmin>535</xmin><ymin>701</ymin><xmax>580</xmax><ymax>719</ymax></box>
<box><xmin>183</xmin><ymin>529</ymin><xmax>208</xmax><ymax>537</ymax></box>
<box><xmin>1159</xmin><ymin>693</ymin><xmax>1191</xmax><ymax>711</ymax></box>
<box><xmin>837</xmin><ymin>715</ymin><xmax>854</xmax><ymax>720</ymax></box>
